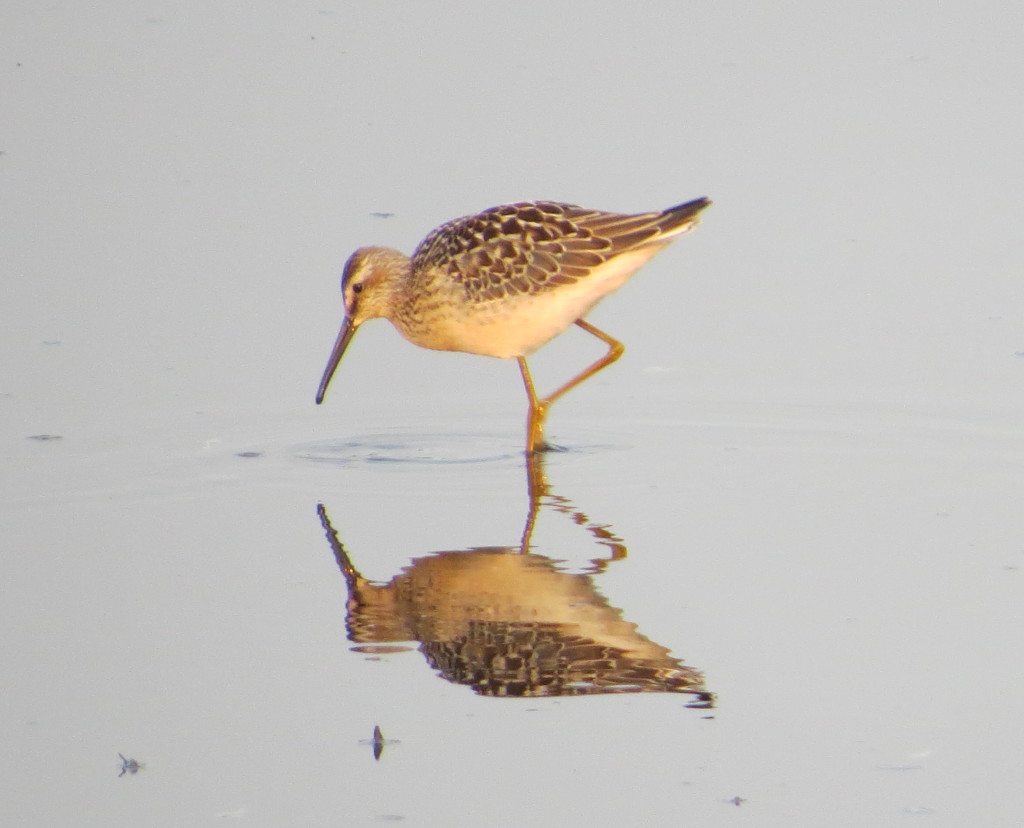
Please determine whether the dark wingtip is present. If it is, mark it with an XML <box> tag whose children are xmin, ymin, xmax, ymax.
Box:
<box><xmin>665</xmin><ymin>196</ymin><xmax>712</xmax><ymax>217</ymax></box>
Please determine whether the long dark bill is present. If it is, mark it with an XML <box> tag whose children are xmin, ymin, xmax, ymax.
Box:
<box><xmin>315</xmin><ymin>318</ymin><xmax>358</xmax><ymax>404</ymax></box>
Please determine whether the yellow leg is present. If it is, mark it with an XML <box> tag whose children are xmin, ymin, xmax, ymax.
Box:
<box><xmin>517</xmin><ymin>319</ymin><xmax>625</xmax><ymax>454</ymax></box>
<box><xmin>517</xmin><ymin>356</ymin><xmax>546</xmax><ymax>454</ymax></box>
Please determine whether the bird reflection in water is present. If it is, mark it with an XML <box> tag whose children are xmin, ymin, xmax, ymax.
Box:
<box><xmin>316</xmin><ymin>456</ymin><xmax>712</xmax><ymax>704</ymax></box>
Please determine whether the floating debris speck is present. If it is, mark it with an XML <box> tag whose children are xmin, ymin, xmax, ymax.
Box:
<box><xmin>118</xmin><ymin>753</ymin><xmax>144</xmax><ymax>777</ymax></box>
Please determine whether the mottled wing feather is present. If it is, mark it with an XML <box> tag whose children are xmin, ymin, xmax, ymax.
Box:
<box><xmin>410</xmin><ymin>201</ymin><xmax>695</xmax><ymax>302</ymax></box>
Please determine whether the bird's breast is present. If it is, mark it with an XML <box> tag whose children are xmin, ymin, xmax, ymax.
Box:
<box><xmin>392</xmin><ymin>245</ymin><xmax>669</xmax><ymax>358</ymax></box>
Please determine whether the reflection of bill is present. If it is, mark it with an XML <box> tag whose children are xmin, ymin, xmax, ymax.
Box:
<box><xmin>317</xmin><ymin>492</ymin><xmax>712</xmax><ymax>703</ymax></box>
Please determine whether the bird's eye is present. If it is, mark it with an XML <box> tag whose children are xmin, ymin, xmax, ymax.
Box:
<box><xmin>352</xmin><ymin>283</ymin><xmax>364</xmax><ymax>294</ymax></box>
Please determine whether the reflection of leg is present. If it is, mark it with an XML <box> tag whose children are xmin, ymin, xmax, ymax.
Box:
<box><xmin>519</xmin><ymin>450</ymin><xmax>627</xmax><ymax>563</ymax></box>
<box><xmin>519</xmin><ymin>451</ymin><xmax>549</xmax><ymax>553</ymax></box>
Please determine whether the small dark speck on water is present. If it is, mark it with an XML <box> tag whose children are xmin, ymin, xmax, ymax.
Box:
<box><xmin>118</xmin><ymin>754</ymin><xmax>143</xmax><ymax>777</ymax></box>
<box><xmin>28</xmin><ymin>434</ymin><xmax>63</xmax><ymax>441</ymax></box>
<box><xmin>42</xmin><ymin>340</ymin><xmax>62</xmax><ymax>345</ymax></box>
<box><xmin>370</xmin><ymin>212</ymin><xmax>395</xmax><ymax>219</ymax></box>
<box><xmin>361</xmin><ymin>725</ymin><xmax>399</xmax><ymax>761</ymax></box>
<box><xmin>726</xmin><ymin>796</ymin><xmax>746</xmax><ymax>807</ymax></box>
<box><xmin>236</xmin><ymin>451</ymin><xmax>263</xmax><ymax>458</ymax></box>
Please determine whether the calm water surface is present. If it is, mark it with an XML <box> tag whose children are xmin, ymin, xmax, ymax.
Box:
<box><xmin>3</xmin><ymin>2</ymin><xmax>1023</xmax><ymax>827</ymax></box>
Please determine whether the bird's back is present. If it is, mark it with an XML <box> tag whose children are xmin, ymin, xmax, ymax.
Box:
<box><xmin>409</xmin><ymin>198</ymin><xmax>709</xmax><ymax>303</ymax></box>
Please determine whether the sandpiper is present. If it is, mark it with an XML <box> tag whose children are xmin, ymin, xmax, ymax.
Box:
<box><xmin>316</xmin><ymin>198</ymin><xmax>710</xmax><ymax>452</ymax></box>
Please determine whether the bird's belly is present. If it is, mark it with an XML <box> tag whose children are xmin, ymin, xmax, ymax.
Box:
<box><xmin>397</xmin><ymin>245</ymin><xmax>668</xmax><ymax>358</ymax></box>
<box><xmin>401</xmin><ymin>286</ymin><xmax>601</xmax><ymax>358</ymax></box>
